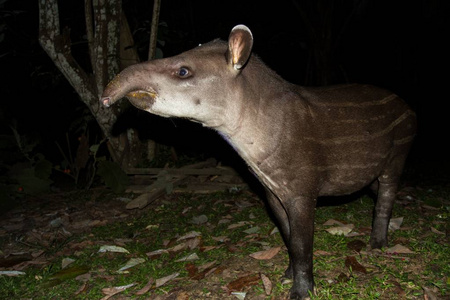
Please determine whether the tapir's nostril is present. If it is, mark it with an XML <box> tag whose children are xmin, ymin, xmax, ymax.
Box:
<box><xmin>102</xmin><ymin>97</ymin><xmax>111</xmax><ymax>107</ymax></box>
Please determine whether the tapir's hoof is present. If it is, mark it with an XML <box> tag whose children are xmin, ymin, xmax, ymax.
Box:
<box><xmin>369</xmin><ymin>238</ymin><xmax>388</xmax><ymax>250</ymax></box>
<box><xmin>289</xmin><ymin>290</ymin><xmax>311</xmax><ymax>300</ymax></box>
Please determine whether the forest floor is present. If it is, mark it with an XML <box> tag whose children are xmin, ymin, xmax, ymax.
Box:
<box><xmin>0</xmin><ymin>159</ymin><xmax>449</xmax><ymax>299</ymax></box>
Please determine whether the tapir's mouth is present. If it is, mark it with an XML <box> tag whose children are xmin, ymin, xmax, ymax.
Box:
<box><xmin>125</xmin><ymin>88</ymin><xmax>158</xmax><ymax>110</ymax></box>
<box><xmin>126</xmin><ymin>88</ymin><xmax>157</xmax><ymax>100</ymax></box>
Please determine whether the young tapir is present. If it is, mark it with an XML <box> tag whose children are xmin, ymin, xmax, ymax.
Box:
<box><xmin>101</xmin><ymin>25</ymin><xmax>416</xmax><ymax>299</ymax></box>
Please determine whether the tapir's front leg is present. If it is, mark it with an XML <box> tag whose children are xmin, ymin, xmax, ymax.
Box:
<box><xmin>265</xmin><ymin>190</ymin><xmax>293</xmax><ymax>278</ymax></box>
<box><xmin>284</xmin><ymin>196</ymin><xmax>316</xmax><ymax>299</ymax></box>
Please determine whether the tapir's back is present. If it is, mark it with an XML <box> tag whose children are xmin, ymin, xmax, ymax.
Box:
<box><xmin>298</xmin><ymin>84</ymin><xmax>416</xmax><ymax>142</ymax></box>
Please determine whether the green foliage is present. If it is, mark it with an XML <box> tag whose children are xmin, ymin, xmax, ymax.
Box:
<box><xmin>96</xmin><ymin>160</ymin><xmax>129</xmax><ymax>193</ymax></box>
<box><xmin>4</xmin><ymin>126</ymin><xmax>54</xmax><ymax>196</ymax></box>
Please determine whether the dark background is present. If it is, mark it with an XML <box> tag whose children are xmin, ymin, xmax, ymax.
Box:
<box><xmin>1</xmin><ymin>0</ymin><xmax>449</xmax><ymax>184</ymax></box>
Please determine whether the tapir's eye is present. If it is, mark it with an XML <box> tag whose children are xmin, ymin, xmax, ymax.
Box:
<box><xmin>176</xmin><ymin>67</ymin><xmax>191</xmax><ymax>78</ymax></box>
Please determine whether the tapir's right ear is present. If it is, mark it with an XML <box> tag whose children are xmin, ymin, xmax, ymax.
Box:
<box><xmin>228</xmin><ymin>25</ymin><xmax>253</xmax><ymax>71</ymax></box>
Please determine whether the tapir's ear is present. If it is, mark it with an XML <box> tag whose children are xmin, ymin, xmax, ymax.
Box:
<box><xmin>228</xmin><ymin>25</ymin><xmax>253</xmax><ymax>71</ymax></box>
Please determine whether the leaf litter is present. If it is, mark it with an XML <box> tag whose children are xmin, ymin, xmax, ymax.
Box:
<box><xmin>0</xmin><ymin>183</ymin><xmax>448</xmax><ymax>299</ymax></box>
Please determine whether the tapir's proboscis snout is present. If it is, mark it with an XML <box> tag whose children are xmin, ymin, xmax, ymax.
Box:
<box><xmin>101</xmin><ymin>25</ymin><xmax>416</xmax><ymax>299</ymax></box>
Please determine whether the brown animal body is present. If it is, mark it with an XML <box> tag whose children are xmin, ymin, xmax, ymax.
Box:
<box><xmin>101</xmin><ymin>25</ymin><xmax>416</xmax><ymax>299</ymax></box>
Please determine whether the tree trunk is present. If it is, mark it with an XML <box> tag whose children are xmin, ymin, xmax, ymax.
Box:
<box><xmin>38</xmin><ymin>0</ymin><xmax>145</xmax><ymax>169</ymax></box>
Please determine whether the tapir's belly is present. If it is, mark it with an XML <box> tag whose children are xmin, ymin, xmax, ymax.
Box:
<box><xmin>318</xmin><ymin>166</ymin><xmax>381</xmax><ymax>196</ymax></box>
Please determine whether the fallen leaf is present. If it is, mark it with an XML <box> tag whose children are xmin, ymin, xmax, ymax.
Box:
<box><xmin>231</xmin><ymin>291</ymin><xmax>247</xmax><ymax>300</ymax></box>
<box><xmin>314</xmin><ymin>250</ymin><xmax>333</xmax><ymax>256</ymax></box>
<box><xmin>177</xmin><ymin>231</ymin><xmax>202</xmax><ymax>241</ymax></box>
<box><xmin>325</xmin><ymin>224</ymin><xmax>354</xmax><ymax>236</ymax></box>
<box><xmin>185</xmin><ymin>237</ymin><xmax>201</xmax><ymax>249</ymax></box>
<box><xmin>388</xmin><ymin>280</ymin><xmax>406</xmax><ymax>298</ymax></box>
<box><xmin>101</xmin><ymin>283</ymin><xmax>136</xmax><ymax>300</ymax></box>
<box><xmin>225</xmin><ymin>274</ymin><xmax>260</xmax><ymax>294</ymax></box>
<box><xmin>385</xmin><ymin>244</ymin><xmax>414</xmax><ymax>254</ymax></box>
<box><xmin>126</xmin><ymin>193</ymin><xmax>151</xmax><ymax>209</ymax></box>
<box><xmin>345</xmin><ymin>256</ymin><xmax>367</xmax><ymax>274</ymax></box>
<box><xmin>423</xmin><ymin>286</ymin><xmax>438</xmax><ymax>300</ymax></box>
<box><xmin>388</xmin><ymin>217</ymin><xmax>403</xmax><ymax>231</ymax></box>
<box><xmin>347</xmin><ymin>240</ymin><xmax>366</xmax><ymax>252</ymax></box>
<box><xmin>31</xmin><ymin>250</ymin><xmax>45</xmax><ymax>258</ymax></box>
<box><xmin>135</xmin><ymin>278</ymin><xmax>154</xmax><ymax>295</ymax></box>
<box><xmin>198</xmin><ymin>260</ymin><xmax>217</xmax><ymax>271</ymax></box>
<box><xmin>243</xmin><ymin>226</ymin><xmax>260</xmax><ymax>234</ymax></box>
<box><xmin>269</xmin><ymin>227</ymin><xmax>279</xmax><ymax>235</ymax></box>
<box><xmin>186</xmin><ymin>263</ymin><xmax>198</xmax><ymax>277</ymax></box>
<box><xmin>98</xmin><ymin>245</ymin><xmax>129</xmax><ymax>254</ymax></box>
<box><xmin>145</xmin><ymin>224</ymin><xmax>159</xmax><ymax>230</ymax></box>
<box><xmin>155</xmin><ymin>272</ymin><xmax>179</xmax><ymax>288</ymax></box>
<box><xmin>200</xmin><ymin>245</ymin><xmax>219</xmax><ymax>252</ymax></box>
<box><xmin>190</xmin><ymin>214</ymin><xmax>208</xmax><ymax>224</ymax></box>
<box><xmin>117</xmin><ymin>257</ymin><xmax>146</xmax><ymax>272</ymax></box>
<box><xmin>430</xmin><ymin>227</ymin><xmax>445</xmax><ymax>235</ymax></box>
<box><xmin>249</xmin><ymin>246</ymin><xmax>281</xmax><ymax>260</ymax></box>
<box><xmin>0</xmin><ymin>270</ymin><xmax>26</xmax><ymax>276</ymax></box>
<box><xmin>211</xmin><ymin>236</ymin><xmax>230</xmax><ymax>243</ymax></box>
<box><xmin>74</xmin><ymin>282</ymin><xmax>88</xmax><ymax>295</ymax></box>
<box><xmin>146</xmin><ymin>249</ymin><xmax>169</xmax><ymax>259</ymax></box>
<box><xmin>75</xmin><ymin>273</ymin><xmax>91</xmax><ymax>282</ymax></box>
<box><xmin>175</xmin><ymin>253</ymin><xmax>199</xmax><ymax>262</ymax></box>
<box><xmin>168</xmin><ymin>242</ymin><xmax>187</xmax><ymax>253</ymax></box>
<box><xmin>228</xmin><ymin>221</ymin><xmax>251</xmax><ymax>229</ymax></box>
<box><xmin>323</xmin><ymin>219</ymin><xmax>346</xmax><ymax>226</ymax></box>
<box><xmin>260</xmin><ymin>273</ymin><xmax>272</xmax><ymax>295</ymax></box>
<box><xmin>61</xmin><ymin>257</ymin><xmax>75</xmax><ymax>269</ymax></box>
<box><xmin>187</xmin><ymin>261</ymin><xmax>220</xmax><ymax>280</ymax></box>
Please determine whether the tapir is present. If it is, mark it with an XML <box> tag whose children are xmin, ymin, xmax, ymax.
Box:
<box><xmin>101</xmin><ymin>25</ymin><xmax>416</xmax><ymax>299</ymax></box>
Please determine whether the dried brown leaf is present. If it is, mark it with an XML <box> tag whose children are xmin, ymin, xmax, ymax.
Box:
<box><xmin>155</xmin><ymin>272</ymin><xmax>179</xmax><ymax>288</ymax></box>
<box><xmin>385</xmin><ymin>244</ymin><xmax>414</xmax><ymax>254</ymax></box>
<box><xmin>345</xmin><ymin>256</ymin><xmax>367</xmax><ymax>274</ymax></box>
<box><xmin>325</xmin><ymin>224</ymin><xmax>354</xmax><ymax>236</ymax></box>
<box><xmin>135</xmin><ymin>278</ymin><xmax>154</xmax><ymax>295</ymax></box>
<box><xmin>260</xmin><ymin>273</ymin><xmax>272</xmax><ymax>295</ymax></box>
<box><xmin>423</xmin><ymin>286</ymin><xmax>438</xmax><ymax>300</ymax></box>
<box><xmin>249</xmin><ymin>246</ymin><xmax>281</xmax><ymax>260</ymax></box>
<box><xmin>225</xmin><ymin>274</ymin><xmax>260</xmax><ymax>294</ymax></box>
<box><xmin>323</xmin><ymin>219</ymin><xmax>345</xmax><ymax>226</ymax></box>
<box><xmin>186</xmin><ymin>263</ymin><xmax>198</xmax><ymax>277</ymax></box>
<box><xmin>74</xmin><ymin>282</ymin><xmax>88</xmax><ymax>295</ymax></box>
<box><xmin>314</xmin><ymin>250</ymin><xmax>333</xmax><ymax>256</ymax></box>
<box><xmin>100</xmin><ymin>283</ymin><xmax>135</xmax><ymax>300</ymax></box>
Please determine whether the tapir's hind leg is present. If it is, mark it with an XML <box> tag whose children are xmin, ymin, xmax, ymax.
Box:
<box><xmin>370</xmin><ymin>180</ymin><xmax>397</xmax><ymax>249</ymax></box>
<box><xmin>370</xmin><ymin>149</ymin><xmax>410</xmax><ymax>249</ymax></box>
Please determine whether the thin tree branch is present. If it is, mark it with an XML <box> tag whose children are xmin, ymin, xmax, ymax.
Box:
<box><xmin>148</xmin><ymin>0</ymin><xmax>161</xmax><ymax>60</ymax></box>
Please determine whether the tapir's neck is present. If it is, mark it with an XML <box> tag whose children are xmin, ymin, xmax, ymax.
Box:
<box><xmin>216</xmin><ymin>56</ymin><xmax>297</xmax><ymax>182</ymax></box>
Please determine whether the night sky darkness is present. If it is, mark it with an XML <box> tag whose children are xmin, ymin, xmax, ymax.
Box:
<box><xmin>1</xmin><ymin>1</ymin><xmax>449</xmax><ymax>178</ymax></box>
